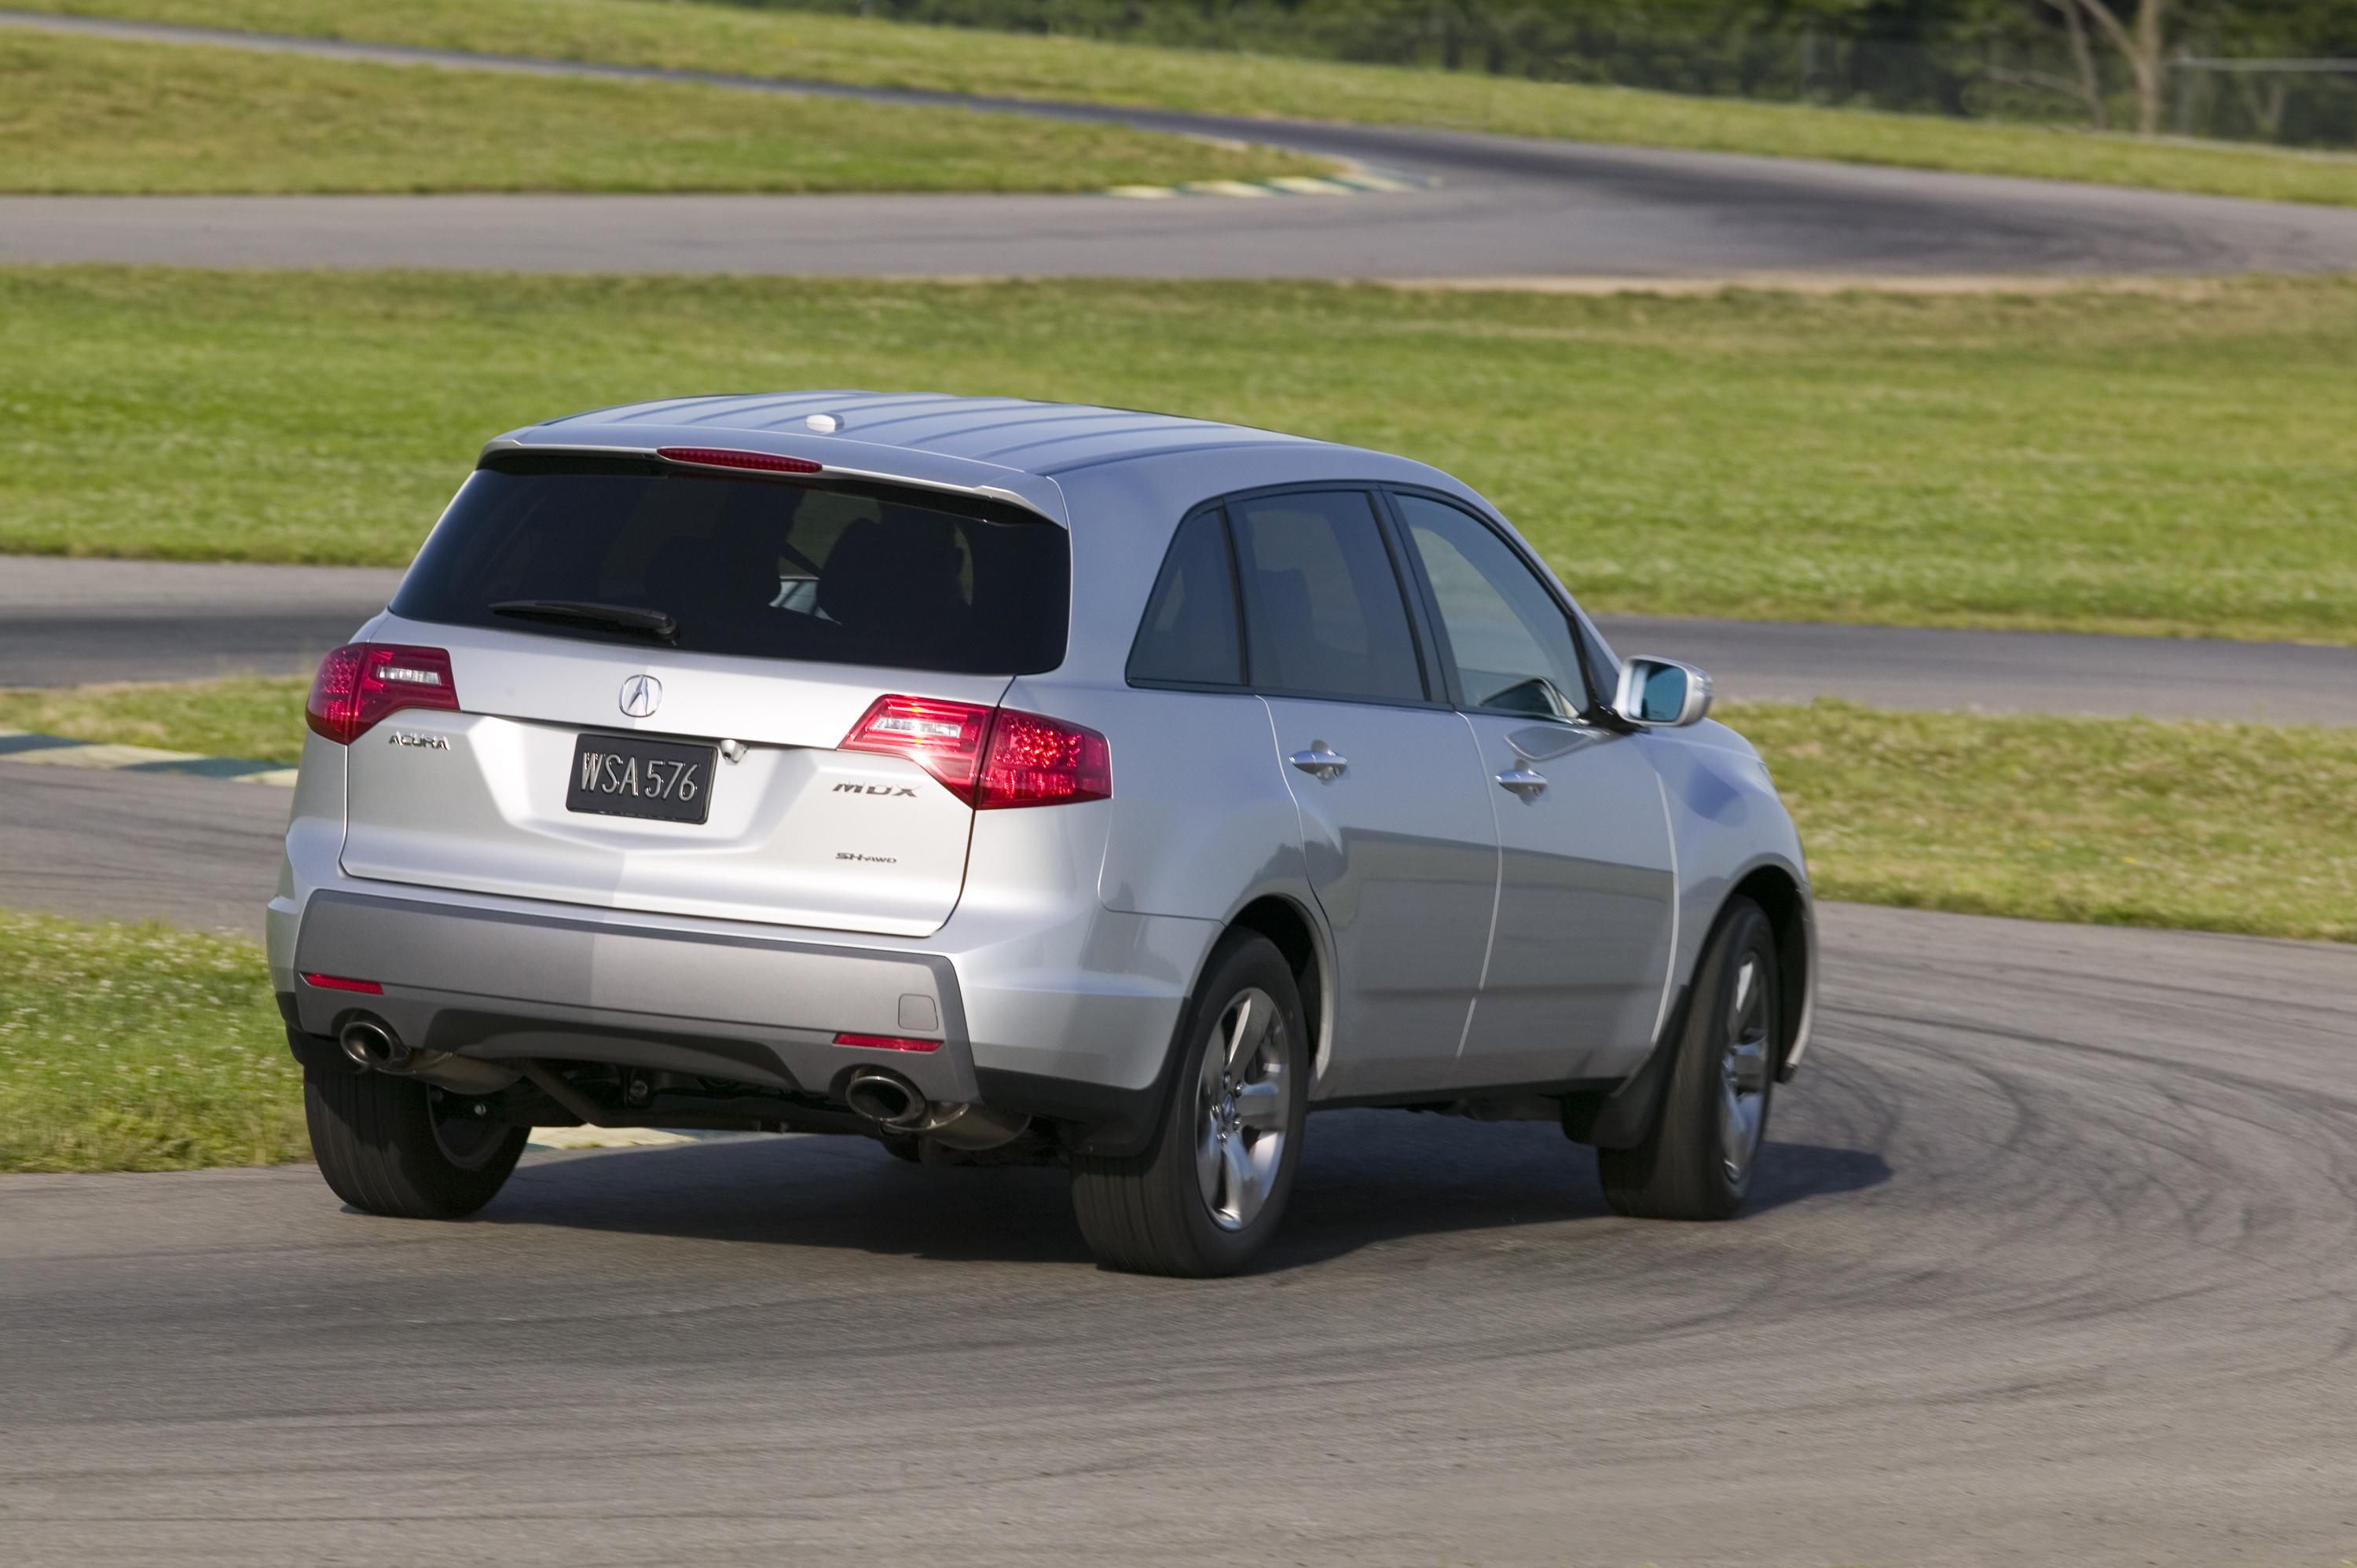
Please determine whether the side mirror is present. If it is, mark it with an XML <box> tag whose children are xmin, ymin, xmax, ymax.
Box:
<box><xmin>1611</xmin><ymin>656</ymin><xmax>1712</xmax><ymax>727</ymax></box>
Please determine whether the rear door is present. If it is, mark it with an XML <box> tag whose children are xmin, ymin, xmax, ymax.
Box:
<box><xmin>1226</xmin><ymin>489</ymin><xmax>1497</xmax><ymax>1099</ymax></box>
<box><xmin>1387</xmin><ymin>490</ymin><xmax>1677</xmax><ymax>1087</ymax></box>
<box><xmin>337</xmin><ymin>452</ymin><xmax>1069</xmax><ymax>937</ymax></box>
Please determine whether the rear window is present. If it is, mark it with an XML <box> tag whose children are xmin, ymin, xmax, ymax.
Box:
<box><xmin>392</xmin><ymin>454</ymin><xmax>1069</xmax><ymax>675</ymax></box>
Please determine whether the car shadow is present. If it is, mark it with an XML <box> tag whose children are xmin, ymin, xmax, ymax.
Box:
<box><xmin>478</xmin><ymin>1108</ymin><xmax>1890</xmax><ymax>1273</ymax></box>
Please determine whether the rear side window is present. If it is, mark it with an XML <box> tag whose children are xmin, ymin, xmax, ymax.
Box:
<box><xmin>1127</xmin><ymin>509</ymin><xmax>1243</xmax><ymax>687</ymax></box>
<box><xmin>1227</xmin><ymin>490</ymin><xmax>1427</xmax><ymax>705</ymax></box>
<box><xmin>392</xmin><ymin>455</ymin><xmax>1069</xmax><ymax>675</ymax></box>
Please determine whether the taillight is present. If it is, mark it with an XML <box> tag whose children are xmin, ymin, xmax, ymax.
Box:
<box><xmin>975</xmin><ymin>708</ymin><xmax>1111</xmax><ymax>809</ymax></box>
<box><xmin>657</xmin><ymin>446</ymin><xmax>823</xmax><ymax>475</ymax></box>
<box><xmin>305</xmin><ymin>643</ymin><xmax>460</xmax><ymax>745</ymax></box>
<box><xmin>841</xmin><ymin>696</ymin><xmax>1110</xmax><ymax>809</ymax></box>
<box><xmin>841</xmin><ymin>695</ymin><xmax>994</xmax><ymax>800</ymax></box>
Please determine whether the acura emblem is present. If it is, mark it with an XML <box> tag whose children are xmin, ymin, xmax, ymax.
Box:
<box><xmin>618</xmin><ymin>674</ymin><xmax>662</xmax><ymax>719</ymax></box>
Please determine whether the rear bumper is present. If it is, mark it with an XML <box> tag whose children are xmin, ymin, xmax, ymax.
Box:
<box><xmin>287</xmin><ymin>890</ymin><xmax>984</xmax><ymax>1105</ymax></box>
<box><xmin>271</xmin><ymin>873</ymin><xmax>1214</xmax><ymax>1143</ymax></box>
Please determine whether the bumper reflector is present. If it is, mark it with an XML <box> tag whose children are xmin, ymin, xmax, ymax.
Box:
<box><xmin>833</xmin><ymin>1031</ymin><xmax>942</xmax><ymax>1053</ymax></box>
<box><xmin>301</xmin><ymin>972</ymin><xmax>384</xmax><ymax>995</ymax></box>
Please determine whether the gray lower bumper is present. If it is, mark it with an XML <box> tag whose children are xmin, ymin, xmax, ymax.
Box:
<box><xmin>289</xmin><ymin>891</ymin><xmax>980</xmax><ymax>1104</ymax></box>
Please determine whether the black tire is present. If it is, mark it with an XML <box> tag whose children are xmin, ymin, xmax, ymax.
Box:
<box><xmin>304</xmin><ymin>1064</ymin><xmax>528</xmax><ymax>1220</ymax></box>
<box><xmin>1069</xmin><ymin>930</ymin><xmax>1308</xmax><ymax>1277</ymax></box>
<box><xmin>1598</xmin><ymin>897</ymin><xmax>1780</xmax><ymax>1222</ymax></box>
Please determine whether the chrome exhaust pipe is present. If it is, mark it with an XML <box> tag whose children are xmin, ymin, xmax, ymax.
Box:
<box><xmin>843</xmin><ymin>1069</ymin><xmax>928</xmax><ymax>1130</ymax></box>
<box><xmin>337</xmin><ymin>1017</ymin><xmax>410</xmax><ymax>1072</ymax></box>
<box><xmin>842</xmin><ymin>1069</ymin><xmax>1031</xmax><ymax>1152</ymax></box>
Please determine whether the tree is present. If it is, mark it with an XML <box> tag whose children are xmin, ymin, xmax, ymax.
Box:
<box><xmin>2047</xmin><ymin>0</ymin><xmax>2112</xmax><ymax>126</ymax></box>
<box><xmin>2058</xmin><ymin>0</ymin><xmax>2174</xmax><ymax>133</ymax></box>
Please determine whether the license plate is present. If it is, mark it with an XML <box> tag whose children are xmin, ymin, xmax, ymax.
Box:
<box><xmin>566</xmin><ymin>734</ymin><xmax>716</xmax><ymax>824</ymax></box>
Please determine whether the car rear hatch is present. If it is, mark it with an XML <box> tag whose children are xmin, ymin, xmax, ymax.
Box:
<box><xmin>329</xmin><ymin>449</ymin><xmax>1071</xmax><ymax>937</ymax></box>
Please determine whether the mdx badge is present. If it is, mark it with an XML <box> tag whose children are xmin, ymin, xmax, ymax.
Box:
<box><xmin>619</xmin><ymin>673</ymin><xmax>662</xmax><ymax>718</ymax></box>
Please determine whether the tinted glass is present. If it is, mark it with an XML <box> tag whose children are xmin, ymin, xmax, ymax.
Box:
<box><xmin>1229</xmin><ymin>491</ymin><xmax>1426</xmax><ymax>705</ymax></box>
<box><xmin>393</xmin><ymin>456</ymin><xmax>1069</xmax><ymax>675</ymax></box>
<box><xmin>1127</xmin><ymin>509</ymin><xmax>1243</xmax><ymax>687</ymax></box>
<box><xmin>1394</xmin><ymin>493</ymin><xmax>1590</xmax><ymax>718</ymax></box>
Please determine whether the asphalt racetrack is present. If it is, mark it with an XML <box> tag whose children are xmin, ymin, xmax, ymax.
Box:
<box><xmin>7</xmin><ymin>10</ymin><xmax>2357</xmax><ymax>278</ymax></box>
<box><xmin>5</xmin><ymin>891</ymin><xmax>2355</xmax><ymax>1566</ymax></box>
<box><xmin>5</xmin><ymin>16</ymin><xmax>2356</xmax><ymax>1563</ymax></box>
<box><xmin>9</xmin><ymin>556</ymin><xmax>2357</xmax><ymax>724</ymax></box>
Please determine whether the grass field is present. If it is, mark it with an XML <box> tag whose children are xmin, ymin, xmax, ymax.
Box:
<box><xmin>11</xmin><ymin>677</ymin><xmax>2352</xmax><ymax>946</ymax></box>
<box><xmin>0</xmin><ymin>27</ymin><xmax>1319</xmax><ymax>193</ymax></box>
<box><xmin>21</xmin><ymin>0</ymin><xmax>2357</xmax><ymax>206</ymax></box>
<box><xmin>1724</xmin><ymin>702</ymin><xmax>2357</xmax><ymax>945</ymax></box>
<box><xmin>0</xmin><ymin>676</ymin><xmax>309</xmax><ymax>763</ymax></box>
<box><xmin>5</xmin><ymin>268</ymin><xmax>2355</xmax><ymax>643</ymax></box>
<box><xmin>0</xmin><ymin>910</ymin><xmax>301</xmax><ymax>1172</ymax></box>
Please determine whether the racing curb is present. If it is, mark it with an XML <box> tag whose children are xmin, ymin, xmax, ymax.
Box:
<box><xmin>0</xmin><ymin>726</ymin><xmax>296</xmax><ymax>786</ymax></box>
<box><xmin>1105</xmin><ymin>167</ymin><xmax>1435</xmax><ymax>200</ymax></box>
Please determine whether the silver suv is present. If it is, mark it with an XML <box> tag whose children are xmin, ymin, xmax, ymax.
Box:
<box><xmin>272</xmin><ymin>393</ymin><xmax>1815</xmax><ymax>1276</ymax></box>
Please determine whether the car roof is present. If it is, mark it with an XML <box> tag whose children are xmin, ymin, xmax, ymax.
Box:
<box><xmin>515</xmin><ymin>390</ymin><xmax>1337</xmax><ymax>479</ymax></box>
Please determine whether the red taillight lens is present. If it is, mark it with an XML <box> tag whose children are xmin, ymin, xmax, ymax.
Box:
<box><xmin>840</xmin><ymin>697</ymin><xmax>1110</xmax><ymax>809</ymax></box>
<box><xmin>841</xmin><ymin>694</ymin><xmax>994</xmax><ymax>800</ymax></box>
<box><xmin>657</xmin><ymin>445</ymin><xmax>823</xmax><ymax>474</ymax></box>
<box><xmin>300</xmin><ymin>972</ymin><xmax>383</xmax><ymax>995</ymax></box>
<box><xmin>305</xmin><ymin>643</ymin><xmax>460</xmax><ymax>745</ymax></box>
<box><xmin>833</xmin><ymin>1032</ymin><xmax>942</xmax><ymax>1053</ymax></box>
<box><xmin>976</xmin><ymin>709</ymin><xmax>1111</xmax><ymax>810</ymax></box>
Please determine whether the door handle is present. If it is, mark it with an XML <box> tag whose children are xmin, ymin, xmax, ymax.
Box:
<box><xmin>1494</xmin><ymin>767</ymin><xmax>1548</xmax><ymax>799</ymax></box>
<box><xmin>1288</xmin><ymin>743</ymin><xmax>1348</xmax><ymax>782</ymax></box>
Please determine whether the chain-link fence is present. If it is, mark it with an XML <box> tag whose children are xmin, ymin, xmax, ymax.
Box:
<box><xmin>735</xmin><ymin>1</ymin><xmax>2357</xmax><ymax>150</ymax></box>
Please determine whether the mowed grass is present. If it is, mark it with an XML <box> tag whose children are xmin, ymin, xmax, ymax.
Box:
<box><xmin>14</xmin><ymin>677</ymin><xmax>2355</xmax><ymax>946</ymax></box>
<box><xmin>0</xmin><ymin>676</ymin><xmax>309</xmax><ymax>763</ymax></box>
<box><xmin>22</xmin><ymin>0</ymin><xmax>2357</xmax><ymax>205</ymax></box>
<box><xmin>0</xmin><ymin>910</ymin><xmax>302</xmax><ymax>1171</ymax></box>
<box><xmin>0</xmin><ymin>27</ymin><xmax>1321</xmax><ymax>194</ymax></box>
<box><xmin>5</xmin><ymin>268</ymin><xmax>2356</xmax><ymax>642</ymax></box>
<box><xmin>1721</xmin><ymin>702</ymin><xmax>2357</xmax><ymax>945</ymax></box>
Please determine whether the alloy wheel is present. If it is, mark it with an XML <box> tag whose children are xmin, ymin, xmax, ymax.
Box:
<box><xmin>1719</xmin><ymin>953</ymin><xmax>1773</xmax><ymax>1185</ymax></box>
<box><xmin>1195</xmin><ymin>986</ymin><xmax>1292</xmax><ymax>1230</ymax></box>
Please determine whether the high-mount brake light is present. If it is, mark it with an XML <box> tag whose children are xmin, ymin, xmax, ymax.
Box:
<box><xmin>833</xmin><ymin>1032</ymin><xmax>942</xmax><ymax>1053</ymax></box>
<box><xmin>305</xmin><ymin>643</ymin><xmax>460</xmax><ymax>746</ymax></box>
<box><xmin>656</xmin><ymin>446</ymin><xmax>823</xmax><ymax>475</ymax></box>
<box><xmin>841</xmin><ymin>696</ymin><xmax>1110</xmax><ymax>809</ymax></box>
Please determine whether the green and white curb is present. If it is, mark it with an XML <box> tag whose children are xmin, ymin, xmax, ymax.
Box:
<box><xmin>0</xmin><ymin>726</ymin><xmax>296</xmax><ymax>785</ymax></box>
<box><xmin>1105</xmin><ymin>167</ymin><xmax>1433</xmax><ymax>200</ymax></box>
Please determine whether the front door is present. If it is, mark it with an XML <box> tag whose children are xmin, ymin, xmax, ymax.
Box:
<box><xmin>1387</xmin><ymin>490</ymin><xmax>1678</xmax><ymax>1089</ymax></box>
<box><xmin>1226</xmin><ymin>489</ymin><xmax>1497</xmax><ymax>1099</ymax></box>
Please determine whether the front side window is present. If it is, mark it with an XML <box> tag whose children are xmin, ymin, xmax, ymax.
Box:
<box><xmin>1127</xmin><ymin>508</ymin><xmax>1243</xmax><ymax>687</ymax></box>
<box><xmin>1393</xmin><ymin>493</ymin><xmax>1589</xmax><ymax>720</ymax></box>
<box><xmin>1227</xmin><ymin>490</ymin><xmax>1427</xmax><ymax>705</ymax></box>
<box><xmin>393</xmin><ymin>453</ymin><xmax>1069</xmax><ymax>676</ymax></box>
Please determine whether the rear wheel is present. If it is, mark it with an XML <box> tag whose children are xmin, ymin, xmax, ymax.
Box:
<box><xmin>1598</xmin><ymin>897</ymin><xmax>1779</xmax><ymax>1221</ymax></box>
<box><xmin>1069</xmin><ymin>931</ymin><xmax>1307</xmax><ymax>1277</ymax></box>
<box><xmin>304</xmin><ymin>1064</ymin><xmax>528</xmax><ymax>1219</ymax></box>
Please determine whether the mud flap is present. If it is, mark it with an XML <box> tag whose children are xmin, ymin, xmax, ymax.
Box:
<box><xmin>1560</xmin><ymin>984</ymin><xmax>1689</xmax><ymax>1150</ymax></box>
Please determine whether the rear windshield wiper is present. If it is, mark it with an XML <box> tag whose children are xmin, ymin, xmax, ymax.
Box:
<box><xmin>490</xmin><ymin>599</ymin><xmax>679</xmax><ymax>643</ymax></box>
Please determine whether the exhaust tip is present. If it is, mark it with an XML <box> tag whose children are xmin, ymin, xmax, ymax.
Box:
<box><xmin>844</xmin><ymin>1070</ymin><xmax>926</xmax><ymax>1129</ymax></box>
<box><xmin>338</xmin><ymin>1018</ymin><xmax>408</xmax><ymax>1071</ymax></box>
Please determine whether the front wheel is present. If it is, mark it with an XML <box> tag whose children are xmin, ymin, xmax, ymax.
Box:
<box><xmin>305</xmin><ymin>1064</ymin><xmax>528</xmax><ymax>1219</ymax></box>
<box><xmin>1069</xmin><ymin>931</ymin><xmax>1308</xmax><ymax>1277</ymax></box>
<box><xmin>1598</xmin><ymin>897</ymin><xmax>1780</xmax><ymax>1221</ymax></box>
